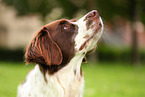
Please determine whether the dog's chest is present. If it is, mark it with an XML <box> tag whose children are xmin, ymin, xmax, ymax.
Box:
<box><xmin>18</xmin><ymin>65</ymin><xmax>84</xmax><ymax>97</ymax></box>
<box><xmin>54</xmin><ymin>67</ymin><xmax>84</xmax><ymax>97</ymax></box>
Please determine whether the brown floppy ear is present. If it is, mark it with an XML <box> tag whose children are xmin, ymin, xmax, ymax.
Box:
<box><xmin>25</xmin><ymin>27</ymin><xmax>63</xmax><ymax>66</ymax></box>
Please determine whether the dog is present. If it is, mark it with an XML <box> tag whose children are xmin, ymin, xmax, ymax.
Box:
<box><xmin>17</xmin><ymin>10</ymin><xmax>104</xmax><ymax>97</ymax></box>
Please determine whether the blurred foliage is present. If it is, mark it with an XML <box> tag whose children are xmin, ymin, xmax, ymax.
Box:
<box><xmin>0</xmin><ymin>47</ymin><xmax>145</xmax><ymax>64</ymax></box>
<box><xmin>97</xmin><ymin>45</ymin><xmax>145</xmax><ymax>63</ymax></box>
<box><xmin>2</xmin><ymin>0</ymin><xmax>145</xmax><ymax>23</ymax></box>
<box><xmin>0</xmin><ymin>48</ymin><xmax>24</xmax><ymax>62</ymax></box>
<box><xmin>2</xmin><ymin>0</ymin><xmax>55</xmax><ymax>17</ymax></box>
<box><xmin>97</xmin><ymin>0</ymin><xmax>145</xmax><ymax>23</ymax></box>
<box><xmin>1</xmin><ymin>0</ymin><xmax>145</xmax><ymax>63</ymax></box>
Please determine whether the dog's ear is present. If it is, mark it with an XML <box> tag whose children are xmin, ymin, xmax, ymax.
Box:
<box><xmin>25</xmin><ymin>27</ymin><xmax>63</xmax><ymax>66</ymax></box>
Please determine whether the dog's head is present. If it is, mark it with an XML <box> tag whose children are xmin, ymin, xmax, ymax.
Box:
<box><xmin>25</xmin><ymin>10</ymin><xmax>103</xmax><ymax>73</ymax></box>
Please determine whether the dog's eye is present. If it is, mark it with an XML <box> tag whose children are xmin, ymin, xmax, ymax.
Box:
<box><xmin>64</xmin><ymin>25</ymin><xmax>69</xmax><ymax>29</ymax></box>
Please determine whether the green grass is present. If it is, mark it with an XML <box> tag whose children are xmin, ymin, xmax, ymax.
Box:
<box><xmin>83</xmin><ymin>63</ymin><xmax>145</xmax><ymax>97</ymax></box>
<box><xmin>0</xmin><ymin>62</ymin><xmax>145</xmax><ymax>97</ymax></box>
<box><xmin>0</xmin><ymin>62</ymin><xmax>34</xmax><ymax>97</ymax></box>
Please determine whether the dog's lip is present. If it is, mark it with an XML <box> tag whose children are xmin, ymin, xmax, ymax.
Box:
<box><xmin>98</xmin><ymin>20</ymin><xmax>102</xmax><ymax>27</ymax></box>
<box><xmin>79</xmin><ymin>36</ymin><xmax>93</xmax><ymax>51</ymax></box>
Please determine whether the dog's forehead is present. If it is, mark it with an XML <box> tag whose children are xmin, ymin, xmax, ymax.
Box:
<box><xmin>44</xmin><ymin>20</ymin><xmax>61</xmax><ymax>29</ymax></box>
<box><xmin>45</xmin><ymin>19</ymin><xmax>72</xmax><ymax>28</ymax></box>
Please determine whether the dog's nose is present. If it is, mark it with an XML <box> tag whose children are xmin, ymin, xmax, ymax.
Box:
<box><xmin>87</xmin><ymin>10</ymin><xmax>99</xmax><ymax>19</ymax></box>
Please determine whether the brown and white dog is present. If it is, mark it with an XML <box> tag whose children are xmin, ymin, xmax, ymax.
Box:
<box><xmin>17</xmin><ymin>10</ymin><xmax>103</xmax><ymax>97</ymax></box>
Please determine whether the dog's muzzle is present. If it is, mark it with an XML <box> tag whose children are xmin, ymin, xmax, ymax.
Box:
<box><xmin>74</xmin><ymin>10</ymin><xmax>104</xmax><ymax>52</ymax></box>
<box><xmin>85</xmin><ymin>10</ymin><xmax>102</xmax><ymax>31</ymax></box>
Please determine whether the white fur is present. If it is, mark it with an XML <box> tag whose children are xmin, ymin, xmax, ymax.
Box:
<box><xmin>17</xmin><ymin>11</ymin><xmax>103</xmax><ymax>97</ymax></box>
<box><xmin>17</xmin><ymin>53</ymin><xmax>84</xmax><ymax>97</ymax></box>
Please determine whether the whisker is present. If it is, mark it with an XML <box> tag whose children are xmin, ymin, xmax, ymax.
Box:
<box><xmin>100</xmin><ymin>28</ymin><xmax>123</xmax><ymax>48</ymax></box>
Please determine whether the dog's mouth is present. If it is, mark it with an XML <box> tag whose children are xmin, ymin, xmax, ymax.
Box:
<box><xmin>79</xmin><ymin>10</ymin><xmax>103</xmax><ymax>51</ymax></box>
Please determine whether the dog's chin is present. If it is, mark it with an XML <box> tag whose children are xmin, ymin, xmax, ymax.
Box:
<box><xmin>86</xmin><ymin>18</ymin><xmax>103</xmax><ymax>51</ymax></box>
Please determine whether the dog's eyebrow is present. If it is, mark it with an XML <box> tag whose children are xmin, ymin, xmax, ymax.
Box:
<box><xmin>71</xmin><ymin>22</ymin><xmax>77</xmax><ymax>25</ymax></box>
<box><xmin>59</xmin><ymin>20</ymin><xmax>69</xmax><ymax>25</ymax></box>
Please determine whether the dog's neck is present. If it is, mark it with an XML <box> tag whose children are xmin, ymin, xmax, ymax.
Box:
<box><xmin>37</xmin><ymin>51</ymin><xmax>85</xmax><ymax>80</ymax></box>
<box><xmin>58</xmin><ymin>52</ymin><xmax>85</xmax><ymax>76</ymax></box>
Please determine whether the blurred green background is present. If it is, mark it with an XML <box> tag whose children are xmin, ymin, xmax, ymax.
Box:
<box><xmin>0</xmin><ymin>0</ymin><xmax>145</xmax><ymax>97</ymax></box>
